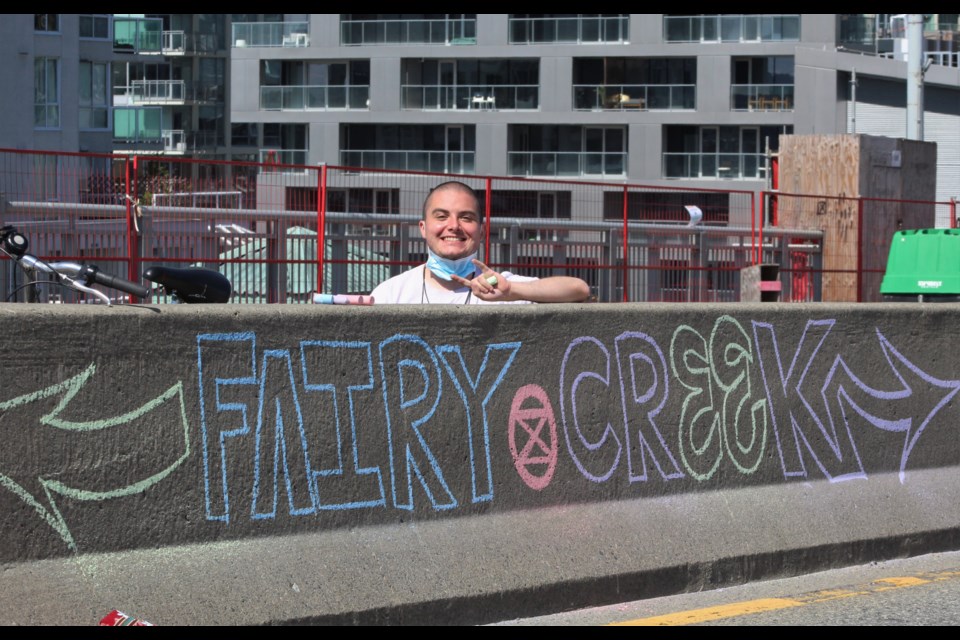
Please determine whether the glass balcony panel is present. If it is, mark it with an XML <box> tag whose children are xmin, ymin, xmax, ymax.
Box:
<box><xmin>604</xmin><ymin>153</ymin><xmax>624</xmax><ymax>175</ymax></box>
<box><xmin>719</xmin><ymin>153</ymin><xmax>740</xmax><ymax>177</ymax></box>
<box><xmin>580</xmin><ymin>18</ymin><xmax>600</xmax><ymax>42</ymax></box>
<box><xmin>327</xmin><ymin>86</ymin><xmax>347</xmax><ymax>109</ymax></box>
<box><xmin>557</xmin><ymin>153</ymin><xmax>581</xmax><ymax>176</ymax></box>
<box><xmin>284</xmin><ymin>87</ymin><xmax>305</xmax><ymax>110</ymax></box>
<box><xmin>260</xmin><ymin>87</ymin><xmax>281</xmax><ymax>110</ymax></box>
<box><xmin>307</xmin><ymin>87</ymin><xmax>326</xmax><ymax>109</ymax></box>
<box><xmin>583</xmin><ymin>152</ymin><xmax>604</xmax><ymax>175</ymax></box>
<box><xmin>720</xmin><ymin>16</ymin><xmax>740</xmax><ymax>42</ymax></box>
<box><xmin>349</xmin><ymin>86</ymin><xmax>369</xmax><ymax>109</ymax></box>
<box><xmin>743</xmin><ymin>154</ymin><xmax>759</xmax><ymax>178</ymax></box>
<box><xmin>701</xmin><ymin>155</ymin><xmax>718</xmax><ymax>177</ymax></box>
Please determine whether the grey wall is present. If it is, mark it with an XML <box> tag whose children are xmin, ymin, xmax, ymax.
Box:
<box><xmin>2</xmin><ymin>302</ymin><xmax>960</xmax><ymax>624</ymax></box>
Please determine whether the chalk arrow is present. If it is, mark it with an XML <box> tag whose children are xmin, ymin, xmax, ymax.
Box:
<box><xmin>818</xmin><ymin>328</ymin><xmax>960</xmax><ymax>483</ymax></box>
<box><xmin>0</xmin><ymin>364</ymin><xmax>191</xmax><ymax>551</ymax></box>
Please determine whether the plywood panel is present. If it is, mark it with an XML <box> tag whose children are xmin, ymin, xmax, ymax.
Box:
<box><xmin>776</xmin><ymin>133</ymin><xmax>937</xmax><ymax>302</ymax></box>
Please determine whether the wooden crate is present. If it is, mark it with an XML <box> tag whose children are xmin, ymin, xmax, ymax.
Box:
<box><xmin>776</xmin><ymin>134</ymin><xmax>937</xmax><ymax>302</ymax></box>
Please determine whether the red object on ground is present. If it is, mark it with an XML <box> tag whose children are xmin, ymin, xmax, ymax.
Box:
<box><xmin>98</xmin><ymin>610</ymin><xmax>154</xmax><ymax>626</ymax></box>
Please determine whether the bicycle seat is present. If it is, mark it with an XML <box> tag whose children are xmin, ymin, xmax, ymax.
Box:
<box><xmin>142</xmin><ymin>266</ymin><xmax>231</xmax><ymax>304</ymax></box>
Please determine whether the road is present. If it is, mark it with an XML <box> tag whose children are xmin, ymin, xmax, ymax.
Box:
<box><xmin>490</xmin><ymin>549</ymin><xmax>960</xmax><ymax>626</ymax></box>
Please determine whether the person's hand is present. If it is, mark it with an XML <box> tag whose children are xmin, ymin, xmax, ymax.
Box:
<box><xmin>450</xmin><ymin>259</ymin><xmax>512</xmax><ymax>301</ymax></box>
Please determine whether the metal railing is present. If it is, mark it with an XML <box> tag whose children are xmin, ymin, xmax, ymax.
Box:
<box><xmin>400</xmin><ymin>85</ymin><xmax>539</xmax><ymax>111</ymax></box>
<box><xmin>260</xmin><ymin>85</ymin><xmax>370</xmax><ymax>111</ymax></box>
<box><xmin>730</xmin><ymin>84</ymin><xmax>794</xmax><ymax>111</ymax></box>
<box><xmin>232</xmin><ymin>21</ymin><xmax>310</xmax><ymax>48</ymax></box>
<box><xmin>663</xmin><ymin>152</ymin><xmax>767</xmax><ymax>180</ymax></box>
<box><xmin>340</xmin><ymin>17</ymin><xmax>477</xmax><ymax>46</ymax></box>
<box><xmin>663</xmin><ymin>14</ymin><xmax>800</xmax><ymax>43</ymax></box>
<box><xmin>508</xmin><ymin>15</ymin><xmax>629</xmax><ymax>44</ymax></box>
<box><xmin>339</xmin><ymin>151</ymin><xmax>475</xmax><ymax>174</ymax></box>
<box><xmin>572</xmin><ymin>84</ymin><xmax>696</xmax><ymax>111</ymax></box>
<box><xmin>508</xmin><ymin>151</ymin><xmax>627</xmax><ymax>177</ymax></box>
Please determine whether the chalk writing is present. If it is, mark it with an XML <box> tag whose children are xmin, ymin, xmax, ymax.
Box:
<box><xmin>753</xmin><ymin>320</ymin><xmax>960</xmax><ymax>483</ymax></box>
<box><xmin>670</xmin><ymin>316</ymin><xmax>767</xmax><ymax>481</ymax></box>
<box><xmin>197</xmin><ymin>332</ymin><xmax>520</xmax><ymax>522</ymax></box>
<box><xmin>0</xmin><ymin>364</ymin><xmax>189</xmax><ymax>550</ymax></box>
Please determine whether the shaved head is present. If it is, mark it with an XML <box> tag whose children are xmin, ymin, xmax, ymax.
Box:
<box><xmin>422</xmin><ymin>181</ymin><xmax>482</xmax><ymax>221</ymax></box>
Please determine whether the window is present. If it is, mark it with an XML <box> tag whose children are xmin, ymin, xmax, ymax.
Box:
<box><xmin>79</xmin><ymin>14</ymin><xmax>110</xmax><ymax>39</ymax></box>
<box><xmin>35</xmin><ymin>14</ymin><xmax>59</xmax><ymax>33</ymax></box>
<box><xmin>79</xmin><ymin>62</ymin><xmax>109</xmax><ymax>129</ymax></box>
<box><xmin>34</xmin><ymin>58</ymin><xmax>60</xmax><ymax>128</ymax></box>
<box><xmin>232</xmin><ymin>123</ymin><xmax>259</xmax><ymax>146</ymax></box>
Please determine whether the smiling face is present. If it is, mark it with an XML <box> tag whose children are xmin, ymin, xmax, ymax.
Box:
<box><xmin>419</xmin><ymin>184</ymin><xmax>483</xmax><ymax>261</ymax></box>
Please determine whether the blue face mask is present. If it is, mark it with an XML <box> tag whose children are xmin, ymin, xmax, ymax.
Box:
<box><xmin>425</xmin><ymin>248</ymin><xmax>478</xmax><ymax>281</ymax></box>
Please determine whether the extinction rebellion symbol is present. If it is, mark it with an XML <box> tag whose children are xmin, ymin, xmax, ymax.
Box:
<box><xmin>508</xmin><ymin>384</ymin><xmax>559</xmax><ymax>490</ymax></box>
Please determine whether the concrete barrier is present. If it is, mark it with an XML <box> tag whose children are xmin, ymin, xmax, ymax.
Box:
<box><xmin>2</xmin><ymin>302</ymin><xmax>960</xmax><ymax>625</ymax></box>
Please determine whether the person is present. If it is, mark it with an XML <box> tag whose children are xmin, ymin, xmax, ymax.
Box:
<box><xmin>370</xmin><ymin>181</ymin><xmax>591</xmax><ymax>304</ymax></box>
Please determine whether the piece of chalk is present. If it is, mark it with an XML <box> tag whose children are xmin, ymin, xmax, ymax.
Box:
<box><xmin>313</xmin><ymin>293</ymin><xmax>375</xmax><ymax>305</ymax></box>
<box><xmin>334</xmin><ymin>294</ymin><xmax>374</xmax><ymax>305</ymax></box>
<box><xmin>485</xmin><ymin>275</ymin><xmax>498</xmax><ymax>286</ymax></box>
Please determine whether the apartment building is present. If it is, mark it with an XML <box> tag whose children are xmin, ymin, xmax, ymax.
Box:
<box><xmin>1</xmin><ymin>14</ymin><xmax>958</xmax><ymax>225</ymax></box>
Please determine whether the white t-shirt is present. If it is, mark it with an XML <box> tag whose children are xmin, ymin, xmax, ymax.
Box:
<box><xmin>370</xmin><ymin>264</ymin><xmax>536</xmax><ymax>305</ymax></box>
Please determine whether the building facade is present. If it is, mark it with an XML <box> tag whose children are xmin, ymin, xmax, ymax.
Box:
<box><xmin>1</xmin><ymin>14</ymin><xmax>958</xmax><ymax>225</ymax></box>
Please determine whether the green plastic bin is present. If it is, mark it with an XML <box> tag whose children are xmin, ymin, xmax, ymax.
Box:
<box><xmin>880</xmin><ymin>228</ymin><xmax>960</xmax><ymax>302</ymax></box>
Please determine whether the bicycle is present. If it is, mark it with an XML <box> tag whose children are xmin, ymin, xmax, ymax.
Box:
<box><xmin>0</xmin><ymin>225</ymin><xmax>150</xmax><ymax>305</ymax></box>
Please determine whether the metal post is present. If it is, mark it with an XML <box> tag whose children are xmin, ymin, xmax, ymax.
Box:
<box><xmin>906</xmin><ymin>14</ymin><xmax>925</xmax><ymax>140</ymax></box>
<box><xmin>317</xmin><ymin>163</ymin><xmax>327</xmax><ymax>293</ymax></box>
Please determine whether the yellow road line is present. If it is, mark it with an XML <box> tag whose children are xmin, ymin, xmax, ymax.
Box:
<box><xmin>610</xmin><ymin>568</ymin><xmax>960</xmax><ymax>626</ymax></box>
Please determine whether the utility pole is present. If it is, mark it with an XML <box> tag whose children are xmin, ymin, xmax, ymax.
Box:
<box><xmin>906</xmin><ymin>14</ymin><xmax>925</xmax><ymax>140</ymax></box>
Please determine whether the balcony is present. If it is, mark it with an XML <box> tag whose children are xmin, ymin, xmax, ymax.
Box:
<box><xmin>260</xmin><ymin>149</ymin><xmax>309</xmax><ymax>172</ymax></box>
<box><xmin>113</xmin><ymin>17</ymin><xmax>163</xmax><ymax>54</ymax></box>
<box><xmin>573</xmin><ymin>84</ymin><xmax>695</xmax><ymax>111</ymax></box>
<box><xmin>340</xmin><ymin>17</ymin><xmax>476</xmax><ymax>45</ymax></box>
<box><xmin>401</xmin><ymin>84</ymin><xmax>539</xmax><ymax>110</ymax></box>
<box><xmin>663</xmin><ymin>14</ymin><xmax>800</xmax><ymax>43</ymax></box>
<box><xmin>232</xmin><ymin>21</ymin><xmax>310</xmax><ymax>48</ymax></box>
<box><xmin>509</xmin><ymin>15</ymin><xmax>628</xmax><ymax>44</ymax></box>
<box><xmin>508</xmin><ymin>151</ymin><xmax>626</xmax><ymax>177</ymax></box>
<box><xmin>662</xmin><ymin>152</ymin><xmax>766</xmax><ymax>179</ymax></box>
<box><xmin>130</xmin><ymin>80</ymin><xmax>186</xmax><ymax>104</ymax></box>
<box><xmin>339</xmin><ymin>150</ymin><xmax>475</xmax><ymax>174</ymax></box>
<box><xmin>260</xmin><ymin>85</ymin><xmax>370</xmax><ymax>110</ymax></box>
<box><xmin>163</xmin><ymin>129</ymin><xmax>186</xmax><ymax>154</ymax></box>
<box><xmin>730</xmin><ymin>84</ymin><xmax>794</xmax><ymax>111</ymax></box>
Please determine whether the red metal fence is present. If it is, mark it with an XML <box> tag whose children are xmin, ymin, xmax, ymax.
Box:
<box><xmin>0</xmin><ymin>147</ymin><xmax>945</xmax><ymax>304</ymax></box>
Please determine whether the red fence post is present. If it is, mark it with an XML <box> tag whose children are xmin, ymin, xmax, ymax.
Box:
<box><xmin>857</xmin><ymin>197</ymin><xmax>864</xmax><ymax>303</ymax></box>
<box><xmin>126</xmin><ymin>156</ymin><xmax>139</xmax><ymax>301</ymax></box>
<box><xmin>485</xmin><ymin>177</ymin><xmax>492</xmax><ymax>261</ymax></box>
<box><xmin>317</xmin><ymin>164</ymin><xmax>327</xmax><ymax>294</ymax></box>
<box><xmin>951</xmin><ymin>198</ymin><xmax>957</xmax><ymax>229</ymax></box>
<box><xmin>622</xmin><ymin>185</ymin><xmax>629</xmax><ymax>302</ymax></box>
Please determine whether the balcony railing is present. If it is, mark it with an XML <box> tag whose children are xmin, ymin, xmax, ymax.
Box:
<box><xmin>232</xmin><ymin>21</ymin><xmax>310</xmax><ymax>48</ymax></box>
<box><xmin>573</xmin><ymin>84</ymin><xmax>696</xmax><ymax>111</ymax></box>
<box><xmin>340</xmin><ymin>17</ymin><xmax>477</xmax><ymax>45</ymax></box>
<box><xmin>508</xmin><ymin>151</ymin><xmax>626</xmax><ymax>177</ymax></box>
<box><xmin>730</xmin><ymin>84</ymin><xmax>794</xmax><ymax>111</ymax></box>
<box><xmin>662</xmin><ymin>152</ymin><xmax>766</xmax><ymax>179</ymax></box>
<box><xmin>400</xmin><ymin>84</ymin><xmax>539</xmax><ymax>110</ymax></box>
<box><xmin>130</xmin><ymin>80</ymin><xmax>185</xmax><ymax>103</ymax></box>
<box><xmin>260</xmin><ymin>149</ymin><xmax>309</xmax><ymax>170</ymax></box>
<box><xmin>260</xmin><ymin>85</ymin><xmax>370</xmax><ymax>110</ymax></box>
<box><xmin>114</xmin><ymin>81</ymin><xmax>223</xmax><ymax>106</ymax></box>
<box><xmin>508</xmin><ymin>15</ymin><xmax>628</xmax><ymax>44</ymax></box>
<box><xmin>113</xmin><ymin>17</ymin><xmax>163</xmax><ymax>54</ymax></box>
<box><xmin>663</xmin><ymin>14</ymin><xmax>800</xmax><ymax>43</ymax></box>
<box><xmin>162</xmin><ymin>130</ymin><xmax>186</xmax><ymax>153</ymax></box>
<box><xmin>339</xmin><ymin>150</ymin><xmax>475</xmax><ymax>174</ymax></box>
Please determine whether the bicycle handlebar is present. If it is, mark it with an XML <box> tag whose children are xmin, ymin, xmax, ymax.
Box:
<box><xmin>1</xmin><ymin>225</ymin><xmax>150</xmax><ymax>305</ymax></box>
